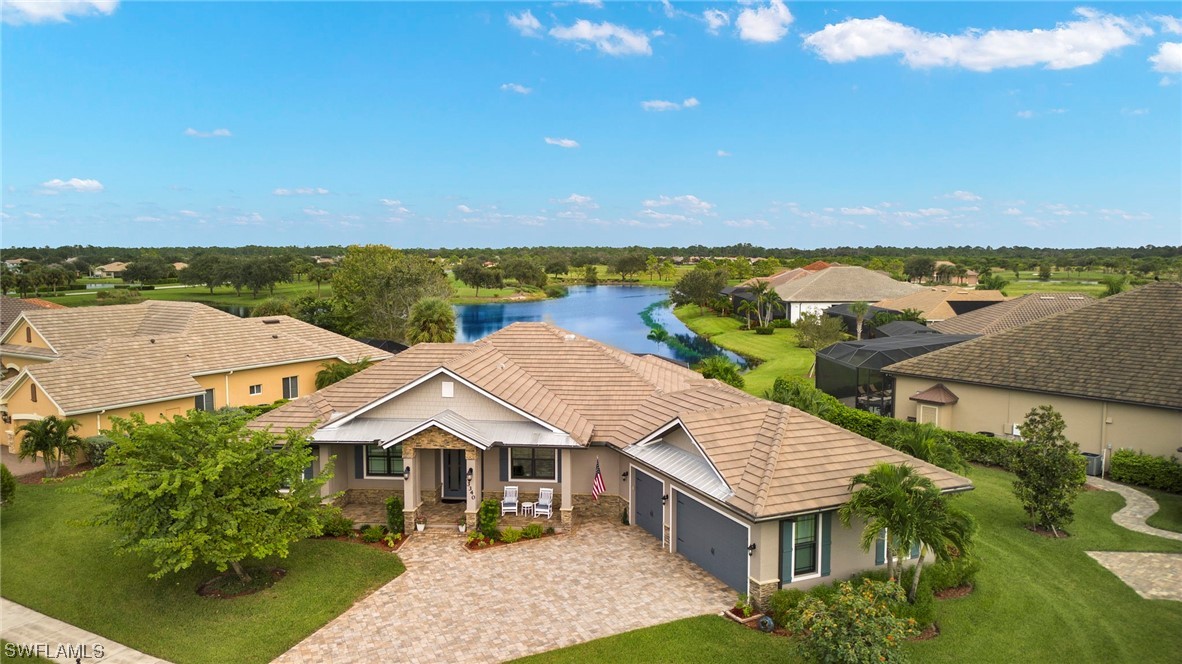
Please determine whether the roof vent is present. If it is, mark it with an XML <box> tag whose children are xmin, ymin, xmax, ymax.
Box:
<box><xmin>564</xmin><ymin>334</ymin><xmax>577</xmax><ymax>341</ymax></box>
<box><xmin>262</xmin><ymin>318</ymin><xmax>281</xmax><ymax>325</ymax></box>
<box><xmin>149</xmin><ymin>338</ymin><xmax>155</xmax><ymax>344</ymax></box>
<box><xmin>1067</xmin><ymin>296</ymin><xmax>1085</xmax><ymax>300</ymax></box>
<box><xmin>1039</xmin><ymin>296</ymin><xmax>1054</xmax><ymax>300</ymax></box>
<box><xmin>272</xmin><ymin>334</ymin><xmax>279</xmax><ymax>339</ymax></box>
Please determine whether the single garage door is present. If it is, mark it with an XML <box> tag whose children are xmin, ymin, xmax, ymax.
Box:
<box><xmin>675</xmin><ymin>491</ymin><xmax>748</xmax><ymax>592</ymax></box>
<box><xmin>634</xmin><ymin>469</ymin><xmax>663</xmax><ymax>541</ymax></box>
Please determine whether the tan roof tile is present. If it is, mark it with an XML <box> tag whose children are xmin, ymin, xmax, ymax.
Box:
<box><xmin>875</xmin><ymin>288</ymin><xmax>1007</xmax><ymax>321</ymax></box>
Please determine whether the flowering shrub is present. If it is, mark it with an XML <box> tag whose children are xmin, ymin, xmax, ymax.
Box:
<box><xmin>790</xmin><ymin>579</ymin><xmax>918</xmax><ymax>664</ymax></box>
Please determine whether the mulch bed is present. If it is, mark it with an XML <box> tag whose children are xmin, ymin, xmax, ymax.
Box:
<box><xmin>463</xmin><ymin>531</ymin><xmax>558</xmax><ymax>551</ymax></box>
<box><xmin>1026</xmin><ymin>524</ymin><xmax>1071</xmax><ymax>538</ymax></box>
<box><xmin>17</xmin><ymin>463</ymin><xmax>93</xmax><ymax>485</ymax></box>
<box><xmin>197</xmin><ymin>567</ymin><xmax>285</xmax><ymax>598</ymax></box>
<box><xmin>935</xmin><ymin>584</ymin><xmax>974</xmax><ymax>600</ymax></box>
<box><xmin>319</xmin><ymin>532</ymin><xmax>410</xmax><ymax>552</ymax></box>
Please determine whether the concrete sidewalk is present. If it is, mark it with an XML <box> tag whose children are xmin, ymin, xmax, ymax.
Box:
<box><xmin>1</xmin><ymin>598</ymin><xmax>169</xmax><ymax>663</ymax></box>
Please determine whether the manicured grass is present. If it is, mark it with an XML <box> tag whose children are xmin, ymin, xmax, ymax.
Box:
<box><xmin>552</xmin><ymin>264</ymin><xmax>699</xmax><ymax>287</ymax></box>
<box><xmin>516</xmin><ymin>614</ymin><xmax>798</xmax><ymax>663</ymax></box>
<box><xmin>674</xmin><ymin>305</ymin><xmax>814</xmax><ymax>396</ymax></box>
<box><xmin>1144</xmin><ymin>488</ymin><xmax>1182</xmax><ymax>533</ymax></box>
<box><xmin>526</xmin><ymin>466</ymin><xmax>1182</xmax><ymax>664</ymax></box>
<box><xmin>1003</xmin><ymin>281</ymin><xmax>1106</xmax><ymax>298</ymax></box>
<box><xmin>0</xmin><ymin>641</ymin><xmax>53</xmax><ymax>663</ymax></box>
<box><xmin>43</xmin><ymin>280</ymin><xmax>332</xmax><ymax>309</ymax></box>
<box><xmin>0</xmin><ymin>478</ymin><xmax>405</xmax><ymax>664</ymax></box>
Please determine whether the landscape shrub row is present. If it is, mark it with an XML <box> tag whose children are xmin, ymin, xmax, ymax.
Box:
<box><xmin>1109</xmin><ymin>449</ymin><xmax>1182</xmax><ymax>493</ymax></box>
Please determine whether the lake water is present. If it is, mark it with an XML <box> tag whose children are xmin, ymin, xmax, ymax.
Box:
<box><xmin>454</xmin><ymin>285</ymin><xmax>746</xmax><ymax>367</ymax></box>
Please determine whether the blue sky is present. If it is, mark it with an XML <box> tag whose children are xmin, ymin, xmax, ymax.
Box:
<box><xmin>2</xmin><ymin>1</ymin><xmax>1180</xmax><ymax>249</ymax></box>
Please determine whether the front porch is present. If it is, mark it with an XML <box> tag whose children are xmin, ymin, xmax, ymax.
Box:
<box><xmin>343</xmin><ymin>499</ymin><xmax>565</xmax><ymax>533</ymax></box>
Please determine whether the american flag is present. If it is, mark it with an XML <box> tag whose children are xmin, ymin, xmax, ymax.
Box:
<box><xmin>592</xmin><ymin>457</ymin><xmax>606</xmax><ymax>501</ymax></box>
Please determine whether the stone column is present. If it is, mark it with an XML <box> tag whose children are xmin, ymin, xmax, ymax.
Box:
<box><xmin>402</xmin><ymin>446</ymin><xmax>418</xmax><ymax>528</ymax></box>
<box><xmin>464</xmin><ymin>453</ymin><xmax>478</xmax><ymax>529</ymax></box>
<box><xmin>559</xmin><ymin>448</ymin><xmax>574</xmax><ymax>529</ymax></box>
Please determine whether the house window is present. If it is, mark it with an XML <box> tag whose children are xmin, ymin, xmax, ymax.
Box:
<box><xmin>249</xmin><ymin>384</ymin><xmax>262</xmax><ymax>396</ymax></box>
<box><xmin>510</xmin><ymin>448</ymin><xmax>556</xmax><ymax>480</ymax></box>
<box><xmin>365</xmin><ymin>444</ymin><xmax>403</xmax><ymax>477</ymax></box>
<box><xmin>30</xmin><ymin>383</ymin><xmax>37</xmax><ymax>403</ymax></box>
<box><xmin>282</xmin><ymin>376</ymin><xmax>299</xmax><ymax>399</ymax></box>
<box><xmin>794</xmin><ymin>514</ymin><xmax>819</xmax><ymax>576</ymax></box>
<box><xmin>194</xmin><ymin>389</ymin><xmax>215</xmax><ymax>412</ymax></box>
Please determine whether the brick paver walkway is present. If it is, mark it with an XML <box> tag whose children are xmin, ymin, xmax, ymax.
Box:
<box><xmin>0</xmin><ymin>598</ymin><xmax>170</xmax><ymax>663</ymax></box>
<box><xmin>274</xmin><ymin>520</ymin><xmax>733</xmax><ymax>663</ymax></box>
<box><xmin>1085</xmin><ymin>477</ymin><xmax>1182</xmax><ymax>602</ymax></box>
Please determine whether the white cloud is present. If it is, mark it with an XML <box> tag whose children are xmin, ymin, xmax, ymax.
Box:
<box><xmin>2</xmin><ymin>0</ymin><xmax>118</xmax><ymax>25</ymax></box>
<box><xmin>178</xmin><ymin>209</ymin><xmax>200</xmax><ymax>217</ymax></box>
<box><xmin>917</xmin><ymin>207</ymin><xmax>950</xmax><ymax>216</ymax></box>
<box><xmin>1016</xmin><ymin>110</ymin><xmax>1035</xmax><ymax>119</ymax></box>
<box><xmin>456</xmin><ymin>204</ymin><xmax>476</xmax><ymax>214</ymax></box>
<box><xmin>379</xmin><ymin>198</ymin><xmax>410</xmax><ymax>214</ymax></box>
<box><xmin>40</xmin><ymin>177</ymin><xmax>104</xmax><ymax>193</ymax></box>
<box><xmin>736</xmin><ymin>0</ymin><xmax>794</xmax><ymax>43</ymax></box>
<box><xmin>1121</xmin><ymin>107</ymin><xmax>1150</xmax><ymax>116</ymax></box>
<box><xmin>183</xmin><ymin>127</ymin><xmax>231</xmax><ymax>138</ymax></box>
<box><xmin>724</xmin><ymin>219</ymin><xmax>770</xmax><ymax>228</ymax></box>
<box><xmin>133</xmin><ymin>215</ymin><xmax>161</xmax><ymax>223</ymax></box>
<box><xmin>508</xmin><ymin>9</ymin><xmax>542</xmax><ymax>37</ymax></box>
<box><xmin>803</xmin><ymin>8</ymin><xmax>1149</xmax><ymax>71</ymax></box>
<box><xmin>640</xmin><ymin>209</ymin><xmax>691</xmax><ymax>223</ymax></box>
<box><xmin>942</xmin><ymin>190</ymin><xmax>982</xmax><ymax>201</ymax></box>
<box><xmin>641</xmin><ymin>97</ymin><xmax>699</xmax><ymax>111</ymax></box>
<box><xmin>549</xmin><ymin>20</ymin><xmax>652</xmax><ymax>56</ymax></box>
<box><xmin>544</xmin><ymin>137</ymin><xmax>580</xmax><ymax>148</ymax></box>
<box><xmin>717</xmin><ymin>149</ymin><xmax>732</xmax><ymax>157</ymax></box>
<box><xmin>561</xmin><ymin>193</ymin><xmax>597</xmax><ymax>207</ymax></box>
<box><xmin>302</xmin><ymin>207</ymin><xmax>330</xmax><ymax>217</ymax></box>
<box><xmin>1157</xmin><ymin>16</ymin><xmax>1182</xmax><ymax>35</ymax></box>
<box><xmin>642</xmin><ymin>194</ymin><xmax>716</xmax><ymax>214</ymax></box>
<box><xmin>1002</xmin><ymin>207</ymin><xmax>1023</xmax><ymax>215</ymax></box>
<box><xmin>500</xmin><ymin>83</ymin><xmax>532</xmax><ymax>95</ymax></box>
<box><xmin>273</xmin><ymin>187</ymin><xmax>329</xmax><ymax>196</ymax></box>
<box><xmin>703</xmin><ymin>9</ymin><xmax>730</xmax><ymax>34</ymax></box>
<box><xmin>840</xmin><ymin>206</ymin><xmax>881</xmax><ymax>216</ymax></box>
<box><xmin>577</xmin><ymin>0</ymin><xmax>604</xmax><ymax>7</ymax></box>
<box><xmin>1149</xmin><ymin>42</ymin><xmax>1182</xmax><ymax>73</ymax></box>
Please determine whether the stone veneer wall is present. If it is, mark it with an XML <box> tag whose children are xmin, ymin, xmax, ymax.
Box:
<box><xmin>571</xmin><ymin>494</ymin><xmax>627</xmax><ymax>520</ymax></box>
<box><xmin>748</xmin><ymin>579</ymin><xmax>780</xmax><ymax>611</ymax></box>
<box><xmin>343</xmin><ymin>488</ymin><xmax>402</xmax><ymax>506</ymax></box>
<box><xmin>481</xmin><ymin>489</ymin><xmax>562</xmax><ymax>509</ymax></box>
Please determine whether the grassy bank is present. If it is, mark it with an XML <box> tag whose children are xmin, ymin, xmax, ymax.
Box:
<box><xmin>1145</xmin><ymin>488</ymin><xmax>1182</xmax><ymax>533</ymax></box>
<box><xmin>0</xmin><ymin>477</ymin><xmax>405</xmax><ymax>664</ymax></box>
<box><xmin>523</xmin><ymin>465</ymin><xmax>1182</xmax><ymax>663</ymax></box>
<box><xmin>674</xmin><ymin>305</ymin><xmax>814</xmax><ymax>396</ymax></box>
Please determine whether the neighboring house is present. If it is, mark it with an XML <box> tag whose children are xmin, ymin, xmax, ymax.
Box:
<box><xmin>0</xmin><ymin>301</ymin><xmax>390</xmax><ymax>444</ymax></box>
<box><xmin>931</xmin><ymin>260</ymin><xmax>978</xmax><ymax>286</ymax></box>
<box><xmin>885</xmin><ymin>282</ymin><xmax>1182</xmax><ymax>465</ymax></box>
<box><xmin>930</xmin><ymin>292</ymin><xmax>1095</xmax><ymax>336</ymax></box>
<box><xmin>248</xmin><ymin>322</ymin><xmax>970</xmax><ymax>603</ymax></box>
<box><xmin>736</xmin><ymin>265</ymin><xmax>925</xmax><ymax>323</ymax></box>
<box><xmin>874</xmin><ymin>287</ymin><xmax>1007</xmax><ymax>323</ymax></box>
<box><xmin>3</xmin><ymin>258</ymin><xmax>33</xmax><ymax>272</ymax></box>
<box><xmin>92</xmin><ymin>262</ymin><xmax>128</xmax><ymax>278</ymax></box>
<box><xmin>172</xmin><ymin>262</ymin><xmax>189</xmax><ymax>271</ymax></box>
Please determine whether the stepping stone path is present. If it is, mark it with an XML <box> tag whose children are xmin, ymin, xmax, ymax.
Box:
<box><xmin>1085</xmin><ymin>476</ymin><xmax>1182</xmax><ymax>602</ymax></box>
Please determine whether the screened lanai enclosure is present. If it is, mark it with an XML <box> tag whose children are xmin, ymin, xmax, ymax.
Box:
<box><xmin>815</xmin><ymin>334</ymin><xmax>979</xmax><ymax>414</ymax></box>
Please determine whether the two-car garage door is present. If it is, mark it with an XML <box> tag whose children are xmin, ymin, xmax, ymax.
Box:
<box><xmin>633</xmin><ymin>467</ymin><xmax>748</xmax><ymax>592</ymax></box>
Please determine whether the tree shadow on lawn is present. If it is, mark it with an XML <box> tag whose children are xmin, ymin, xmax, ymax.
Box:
<box><xmin>0</xmin><ymin>477</ymin><xmax>405</xmax><ymax>664</ymax></box>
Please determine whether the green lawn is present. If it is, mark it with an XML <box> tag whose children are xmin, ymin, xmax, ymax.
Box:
<box><xmin>526</xmin><ymin>466</ymin><xmax>1182</xmax><ymax>664</ymax></box>
<box><xmin>1003</xmin><ymin>281</ymin><xmax>1106</xmax><ymax>298</ymax></box>
<box><xmin>1144</xmin><ymin>488</ymin><xmax>1182</xmax><ymax>533</ymax></box>
<box><xmin>0</xmin><ymin>478</ymin><xmax>405</xmax><ymax>664</ymax></box>
<box><xmin>674</xmin><ymin>305</ymin><xmax>815</xmax><ymax>396</ymax></box>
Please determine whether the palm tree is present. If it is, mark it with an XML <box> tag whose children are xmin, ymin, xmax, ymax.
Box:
<box><xmin>315</xmin><ymin>357</ymin><xmax>375</xmax><ymax>389</ymax></box>
<box><xmin>849</xmin><ymin>300</ymin><xmax>870</xmax><ymax>340</ymax></box>
<box><xmin>892</xmin><ymin>423</ymin><xmax>969</xmax><ymax>474</ymax></box>
<box><xmin>737</xmin><ymin>300</ymin><xmax>759</xmax><ymax>329</ymax></box>
<box><xmin>839</xmin><ymin>462</ymin><xmax>927</xmax><ymax>581</ymax></box>
<box><xmin>406</xmin><ymin>297</ymin><xmax>456</xmax><ymax>344</ymax></box>
<box><xmin>747</xmin><ymin>281</ymin><xmax>772</xmax><ymax>327</ymax></box>
<box><xmin>646</xmin><ymin>327</ymin><xmax>669</xmax><ymax>349</ymax></box>
<box><xmin>16</xmin><ymin>416</ymin><xmax>83</xmax><ymax>478</ymax></box>
<box><xmin>905</xmin><ymin>486</ymin><xmax>976</xmax><ymax>602</ymax></box>
<box><xmin>758</xmin><ymin>290</ymin><xmax>785</xmax><ymax>326</ymax></box>
<box><xmin>696</xmin><ymin>356</ymin><xmax>745</xmax><ymax>389</ymax></box>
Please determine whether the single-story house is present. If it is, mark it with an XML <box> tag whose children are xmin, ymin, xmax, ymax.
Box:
<box><xmin>92</xmin><ymin>262</ymin><xmax>128</xmax><ymax>278</ymax></box>
<box><xmin>874</xmin><ymin>287</ymin><xmax>1007</xmax><ymax>324</ymax></box>
<box><xmin>249</xmin><ymin>322</ymin><xmax>970</xmax><ymax>604</ymax></box>
<box><xmin>885</xmin><ymin>282</ymin><xmax>1181</xmax><ymax>466</ymax></box>
<box><xmin>931</xmin><ymin>261</ymin><xmax>978</xmax><ymax>286</ymax></box>
<box><xmin>727</xmin><ymin>266</ymin><xmax>926</xmax><ymax>324</ymax></box>
<box><xmin>929</xmin><ymin>292</ymin><xmax>1095</xmax><ymax>336</ymax></box>
<box><xmin>0</xmin><ymin>300</ymin><xmax>390</xmax><ymax>443</ymax></box>
<box><xmin>3</xmin><ymin>258</ymin><xmax>33</xmax><ymax>272</ymax></box>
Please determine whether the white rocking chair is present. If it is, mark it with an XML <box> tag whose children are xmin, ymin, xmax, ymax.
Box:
<box><xmin>501</xmin><ymin>486</ymin><xmax>519</xmax><ymax>516</ymax></box>
<box><xmin>535</xmin><ymin>487</ymin><xmax>554</xmax><ymax>519</ymax></box>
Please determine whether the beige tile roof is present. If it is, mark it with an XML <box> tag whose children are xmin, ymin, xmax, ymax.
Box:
<box><xmin>771</xmin><ymin>266</ymin><xmax>926</xmax><ymax>303</ymax></box>
<box><xmin>930</xmin><ymin>292</ymin><xmax>1096</xmax><ymax>335</ymax></box>
<box><xmin>2</xmin><ymin>301</ymin><xmax>388</xmax><ymax>414</ymax></box>
<box><xmin>1</xmin><ymin>296</ymin><xmax>57</xmax><ymax>332</ymax></box>
<box><xmin>874</xmin><ymin>288</ymin><xmax>1007</xmax><ymax>321</ymax></box>
<box><xmin>885</xmin><ymin>282</ymin><xmax>1182</xmax><ymax>410</ymax></box>
<box><xmin>253</xmin><ymin>322</ymin><xmax>970</xmax><ymax>519</ymax></box>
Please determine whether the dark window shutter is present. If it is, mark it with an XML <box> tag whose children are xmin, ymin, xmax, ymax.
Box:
<box><xmin>556</xmin><ymin>450</ymin><xmax>562</xmax><ymax>482</ymax></box>
<box><xmin>355</xmin><ymin>446</ymin><xmax>364</xmax><ymax>479</ymax></box>
<box><xmin>875</xmin><ymin>529</ymin><xmax>886</xmax><ymax>565</ymax></box>
<box><xmin>303</xmin><ymin>464</ymin><xmax>314</xmax><ymax>480</ymax></box>
<box><xmin>821</xmin><ymin>511</ymin><xmax>833</xmax><ymax>577</ymax></box>
<box><xmin>781</xmin><ymin>520</ymin><xmax>794</xmax><ymax>585</ymax></box>
<box><xmin>499</xmin><ymin>447</ymin><xmax>509</xmax><ymax>481</ymax></box>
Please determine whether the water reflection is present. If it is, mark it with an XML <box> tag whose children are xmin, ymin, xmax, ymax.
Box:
<box><xmin>454</xmin><ymin>285</ymin><xmax>746</xmax><ymax>367</ymax></box>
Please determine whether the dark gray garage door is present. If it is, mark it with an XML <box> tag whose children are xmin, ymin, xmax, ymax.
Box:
<box><xmin>675</xmin><ymin>491</ymin><xmax>748</xmax><ymax>592</ymax></box>
<box><xmin>634</xmin><ymin>469</ymin><xmax>663</xmax><ymax>541</ymax></box>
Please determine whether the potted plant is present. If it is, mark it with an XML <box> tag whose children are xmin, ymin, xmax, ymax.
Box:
<box><xmin>457</xmin><ymin>517</ymin><xmax>467</xmax><ymax>533</ymax></box>
<box><xmin>415</xmin><ymin>514</ymin><xmax>426</xmax><ymax>532</ymax></box>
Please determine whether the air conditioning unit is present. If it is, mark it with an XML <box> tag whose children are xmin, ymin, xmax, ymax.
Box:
<box><xmin>1011</xmin><ymin>424</ymin><xmax>1023</xmax><ymax>438</ymax></box>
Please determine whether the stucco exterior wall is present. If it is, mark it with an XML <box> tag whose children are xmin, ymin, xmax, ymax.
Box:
<box><xmin>893</xmin><ymin>376</ymin><xmax>1182</xmax><ymax>459</ymax></box>
<box><xmin>192</xmin><ymin>359</ymin><xmax>327</xmax><ymax>409</ymax></box>
<box><xmin>4</xmin><ymin>321</ymin><xmax>52</xmax><ymax>350</ymax></box>
<box><xmin>789</xmin><ymin>302</ymin><xmax>845</xmax><ymax>323</ymax></box>
<box><xmin>367</xmin><ymin>374</ymin><xmax>529</xmax><ymax>422</ymax></box>
<box><xmin>750</xmin><ymin>514</ymin><xmax>883</xmax><ymax>592</ymax></box>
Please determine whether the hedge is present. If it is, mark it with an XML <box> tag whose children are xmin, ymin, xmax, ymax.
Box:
<box><xmin>1109</xmin><ymin>449</ymin><xmax>1182</xmax><ymax>493</ymax></box>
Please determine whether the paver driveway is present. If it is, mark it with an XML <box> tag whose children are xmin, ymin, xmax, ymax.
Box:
<box><xmin>274</xmin><ymin>520</ymin><xmax>734</xmax><ymax>663</ymax></box>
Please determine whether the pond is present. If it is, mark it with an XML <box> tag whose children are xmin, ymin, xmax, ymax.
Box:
<box><xmin>454</xmin><ymin>285</ymin><xmax>746</xmax><ymax>367</ymax></box>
